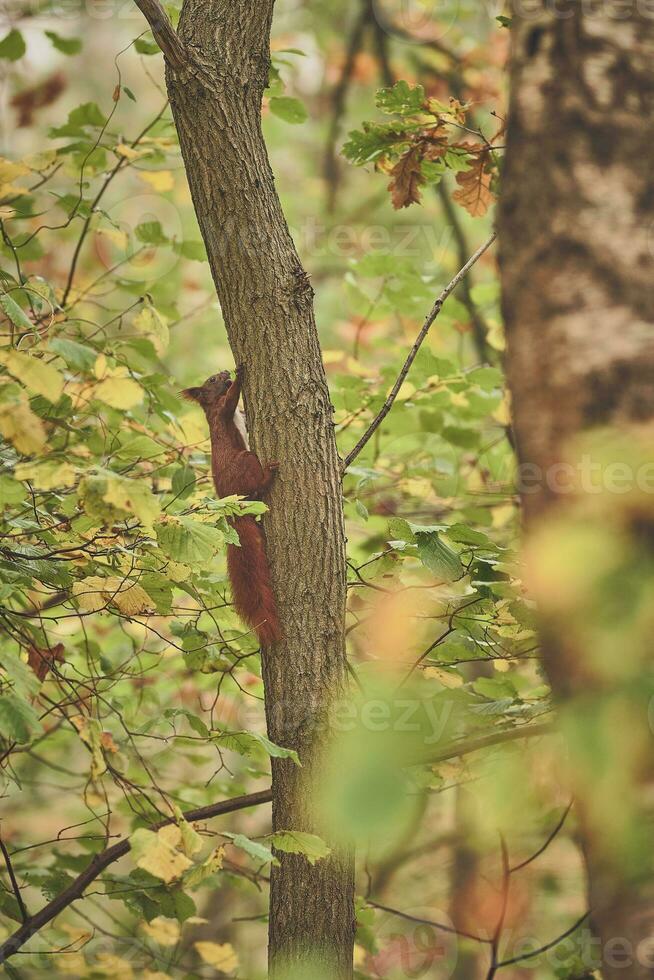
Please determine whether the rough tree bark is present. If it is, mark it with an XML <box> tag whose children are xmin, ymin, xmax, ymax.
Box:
<box><xmin>133</xmin><ymin>1</ymin><xmax>354</xmax><ymax>976</ymax></box>
<box><xmin>498</xmin><ymin>4</ymin><xmax>654</xmax><ymax>978</ymax></box>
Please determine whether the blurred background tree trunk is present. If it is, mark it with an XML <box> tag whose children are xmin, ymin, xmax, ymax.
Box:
<box><xmin>499</xmin><ymin>4</ymin><xmax>654</xmax><ymax>977</ymax></box>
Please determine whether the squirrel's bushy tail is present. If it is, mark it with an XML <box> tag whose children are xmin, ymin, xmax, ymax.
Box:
<box><xmin>227</xmin><ymin>516</ymin><xmax>282</xmax><ymax>646</ymax></box>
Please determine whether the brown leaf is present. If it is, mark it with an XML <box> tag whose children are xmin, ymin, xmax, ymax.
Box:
<box><xmin>27</xmin><ymin>642</ymin><xmax>65</xmax><ymax>682</ymax></box>
<box><xmin>453</xmin><ymin>151</ymin><xmax>494</xmax><ymax>217</ymax></box>
<box><xmin>388</xmin><ymin>147</ymin><xmax>423</xmax><ymax>210</ymax></box>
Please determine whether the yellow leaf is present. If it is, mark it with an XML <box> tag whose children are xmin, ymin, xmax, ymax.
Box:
<box><xmin>115</xmin><ymin>143</ymin><xmax>149</xmax><ymax>160</ymax></box>
<box><xmin>0</xmin><ymin>391</ymin><xmax>46</xmax><ymax>455</ymax></box>
<box><xmin>492</xmin><ymin>504</ymin><xmax>515</xmax><ymax>529</ymax></box>
<box><xmin>93</xmin><ymin>953</ymin><xmax>134</xmax><ymax>978</ymax></box>
<box><xmin>140</xmin><ymin>916</ymin><xmax>180</xmax><ymax>947</ymax></box>
<box><xmin>394</xmin><ymin>380</ymin><xmax>415</xmax><ymax>401</ymax></box>
<box><xmin>0</xmin><ymin>157</ymin><xmax>29</xmax><ymax>197</ymax></box>
<box><xmin>322</xmin><ymin>349</ymin><xmax>345</xmax><ymax>365</ymax></box>
<box><xmin>486</xmin><ymin>319</ymin><xmax>505</xmax><ymax>352</ymax></box>
<box><xmin>194</xmin><ymin>942</ymin><xmax>239</xmax><ymax>974</ymax></box>
<box><xmin>166</xmin><ymin>560</ymin><xmax>192</xmax><ymax>582</ymax></box>
<box><xmin>133</xmin><ymin>305</ymin><xmax>169</xmax><ymax>354</ymax></box>
<box><xmin>185</xmin><ymin>845</ymin><xmax>226</xmax><ymax>887</ymax></box>
<box><xmin>54</xmin><ymin>953</ymin><xmax>88</xmax><ymax>975</ymax></box>
<box><xmin>139</xmin><ymin>170</ymin><xmax>174</xmax><ymax>192</ymax></box>
<box><xmin>449</xmin><ymin>390</ymin><xmax>469</xmax><ymax>408</ymax></box>
<box><xmin>494</xmin><ymin>658</ymin><xmax>511</xmax><ymax>672</ymax></box>
<box><xmin>173</xmin><ymin>412</ymin><xmax>209</xmax><ymax>449</ymax></box>
<box><xmin>131</xmin><ymin>825</ymin><xmax>193</xmax><ymax>883</ymax></box>
<box><xmin>95</xmin><ymin>376</ymin><xmax>143</xmax><ymax>410</ymax></box>
<box><xmin>72</xmin><ymin>576</ymin><xmax>154</xmax><ymax>615</ymax></box>
<box><xmin>424</xmin><ymin>667</ymin><xmax>464</xmax><ymax>688</ymax></box>
<box><xmin>97</xmin><ymin>227</ymin><xmax>128</xmax><ymax>249</ymax></box>
<box><xmin>72</xmin><ymin>715</ymin><xmax>107</xmax><ymax>779</ymax></box>
<box><xmin>353</xmin><ymin>945</ymin><xmax>367</xmax><ymax>968</ymax></box>
<box><xmin>94</xmin><ymin>353</ymin><xmax>107</xmax><ymax>379</ymax></box>
<box><xmin>0</xmin><ymin>350</ymin><xmax>64</xmax><ymax>401</ymax></box>
<box><xmin>15</xmin><ymin>459</ymin><xmax>76</xmax><ymax>490</ymax></box>
<box><xmin>493</xmin><ymin>392</ymin><xmax>511</xmax><ymax>425</ymax></box>
<box><xmin>24</xmin><ymin>150</ymin><xmax>57</xmax><ymax>172</ymax></box>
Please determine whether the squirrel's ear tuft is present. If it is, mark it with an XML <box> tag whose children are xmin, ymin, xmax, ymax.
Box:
<box><xmin>180</xmin><ymin>387</ymin><xmax>202</xmax><ymax>402</ymax></box>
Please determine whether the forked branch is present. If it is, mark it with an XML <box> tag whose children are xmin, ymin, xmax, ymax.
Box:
<box><xmin>133</xmin><ymin>0</ymin><xmax>188</xmax><ymax>69</ymax></box>
<box><xmin>342</xmin><ymin>231</ymin><xmax>497</xmax><ymax>472</ymax></box>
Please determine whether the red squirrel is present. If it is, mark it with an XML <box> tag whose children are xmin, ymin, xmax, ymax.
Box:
<box><xmin>182</xmin><ymin>367</ymin><xmax>282</xmax><ymax>646</ymax></box>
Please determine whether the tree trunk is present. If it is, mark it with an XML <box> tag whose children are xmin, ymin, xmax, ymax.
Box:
<box><xmin>141</xmin><ymin>1</ymin><xmax>355</xmax><ymax>975</ymax></box>
<box><xmin>498</xmin><ymin>4</ymin><xmax>654</xmax><ymax>978</ymax></box>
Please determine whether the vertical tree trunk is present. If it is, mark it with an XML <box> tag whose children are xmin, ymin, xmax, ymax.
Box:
<box><xmin>137</xmin><ymin>1</ymin><xmax>355</xmax><ymax>975</ymax></box>
<box><xmin>498</xmin><ymin>4</ymin><xmax>654</xmax><ymax>978</ymax></box>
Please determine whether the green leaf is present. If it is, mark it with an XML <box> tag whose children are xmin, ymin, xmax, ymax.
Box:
<box><xmin>473</xmin><ymin>676</ymin><xmax>517</xmax><ymax>700</ymax></box>
<box><xmin>78</xmin><ymin>469</ymin><xmax>161</xmax><ymax>529</ymax></box>
<box><xmin>50</xmin><ymin>102</ymin><xmax>106</xmax><ymax>138</ymax></box>
<box><xmin>123</xmin><ymin>86</ymin><xmax>137</xmax><ymax>102</ymax></box>
<box><xmin>134</xmin><ymin>36</ymin><xmax>160</xmax><ymax>56</ymax></box>
<box><xmin>416</xmin><ymin>531</ymin><xmax>464</xmax><ymax>581</ymax></box>
<box><xmin>173</xmin><ymin>240</ymin><xmax>207</xmax><ymax>262</ymax></box>
<box><xmin>136</xmin><ymin>220</ymin><xmax>168</xmax><ymax>245</ymax></box>
<box><xmin>45</xmin><ymin>30</ymin><xmax>82</xmax><ymax>55</ymax></box>
<box><xmin>222</xmin><ymin>833</ymin><xmax>278</xmax><ymax>866</ymax></box>
<box><xmin>0</xmin><ymin>293</ymin><xmax>34</xmax><ymax>333</ymax></box>
<box><xmin>268</xmin><ymin>96</ymin><xmax>308</xmax><ymax>124</ymax></box>
<box><xmin>170</xmin><ymin>464</ymin><xmax>196</xmax><ymax>500</ymax></box>
<box><xmin>376</xmin><ymin>81</ymin><xmax>426</xmax><ymax>116</ymax></box>
<box><xmin>0</xmin><ymin>29</ymin><xmax>26</xmax><ymax>61</ymax></box>
<box><xmin>0</xmin><ymin>694</ymin><xmax>41</xmax><ymax>743</ymax></box>
<box><xmin>343</xmin><ymin>121</ymin><xmax>408</xmax><ymax>165</ymax></box>
<box><xmin>0</xmin><ymin>649</ymin><xmax>40</xmax><ymax>699</ymax></box>
<box><xmin>49</xmin><ymin>337</ymin><xmax>97</xmax><ymax>372</ymax></box>
<box><xmin>155</xmin><ymin>516</ymin><xmax>224</xmax><ymax>565</ymax></box>
<box><xmin>215</xmin><ymin>730</ymin><xmax>300</xmax><ymax>766</ymax></box>
<box><xmin>0</xmin><ymin>474</ymin><xmax>27</xmax><ymax>506</ymax></box>
<box><xmin>268</xmin><ymin>831</ymin><xmax>331</xmax><ymax>865</ymax></box>
<box><xmin>0</xmin><ymin>349</ymin><xmax>65</xmax><ymax>402</ymax></box>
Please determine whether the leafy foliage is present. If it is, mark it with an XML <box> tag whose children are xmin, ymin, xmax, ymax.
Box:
<box><xmin>343</xmin><ymin>82</ymin><xmax>503</xmax><ymax>212</ymax></box>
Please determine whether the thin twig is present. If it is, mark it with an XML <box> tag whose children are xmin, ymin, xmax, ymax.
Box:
<box><xmin>486</xmin><ymin>836</ymin><xmax>510</xmax><ymax>979</ymax></box>
<box><xmin>342</xmin><ymin>232</ymin><xmax>497</xmax><ymax>471</ymax></box>
<box><xmin>509</xmin><ymin>800</ymin><xmax>574</xmax><ymax>874</ymax></box>
<box><xmin>496</xmin><ymin>911</ymin><xmax>590</xmax><ymax>968</ymax></box>
<box><xmin>369</xmin><ymin>900</ymin><xmax>491</xmax><ymax>944</ymax></box>
<box><xmin>0</xmin><ymin>836</ymin><xmax>29</xmax><ymax>923</ymax></box>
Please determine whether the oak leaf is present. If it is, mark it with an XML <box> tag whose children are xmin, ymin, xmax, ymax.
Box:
<box><xmin>453</xmin><ymin>151</ymin><xmax>494</xmax><ymax>217</ymax></box>
<box><xmin>388</xmin><ymin>147</ymin><xmax>423</xmax><ymax>209</ymax></box>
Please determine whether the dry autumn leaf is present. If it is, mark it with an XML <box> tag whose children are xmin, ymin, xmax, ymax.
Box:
<box><xmin>453</xmin><ymin>150</ymin><xmax>494</xmax><ymax>217</ymax></box>
<box><xmin>388</xmin><ymin>147</ymin><xmax>423</xmax><ymax>210</ymax></box>
<box><xmin>194</xmin><ymin>942</ymin><xmax>239</xmax><ymax>974</ymax></box>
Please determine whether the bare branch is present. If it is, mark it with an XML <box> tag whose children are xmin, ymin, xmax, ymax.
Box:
<box><xmin>132</xmin><ymin>0</ymin><xmax>188</xmax><ymax>69</ymax></box>
<box><xmin>509</xmin><ymin>800</ymin><xmax>574</xmax><ymax>874</ymax></box>
<box><xmin>496</xmin><ymin>912</ymin><xmax>590</xmax><ymax>968</ymax></box>
<box><xmin>0</xmin><ymin>789</ymin><xmax>272</xmax><ymax>964</ymax></box>
<box><xmin>415</xmin><ymin>720</ymin><xmax>553</xmax><ymax>768</ymax></box>
<box><xmin>341</xmin><ymin>231</ymin><xmax>497</xmax><ymax>472</ymax></box>
<box><xmin>0</xmin><ymin>836</ymin><xmax>29</xmax><ymax>924</ymax></box>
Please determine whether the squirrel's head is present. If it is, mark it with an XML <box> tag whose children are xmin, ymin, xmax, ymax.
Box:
<box><xmin>181</xmin><ymin>371</ymin><xmax>232</xmax><ymax>410</ymax></box>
